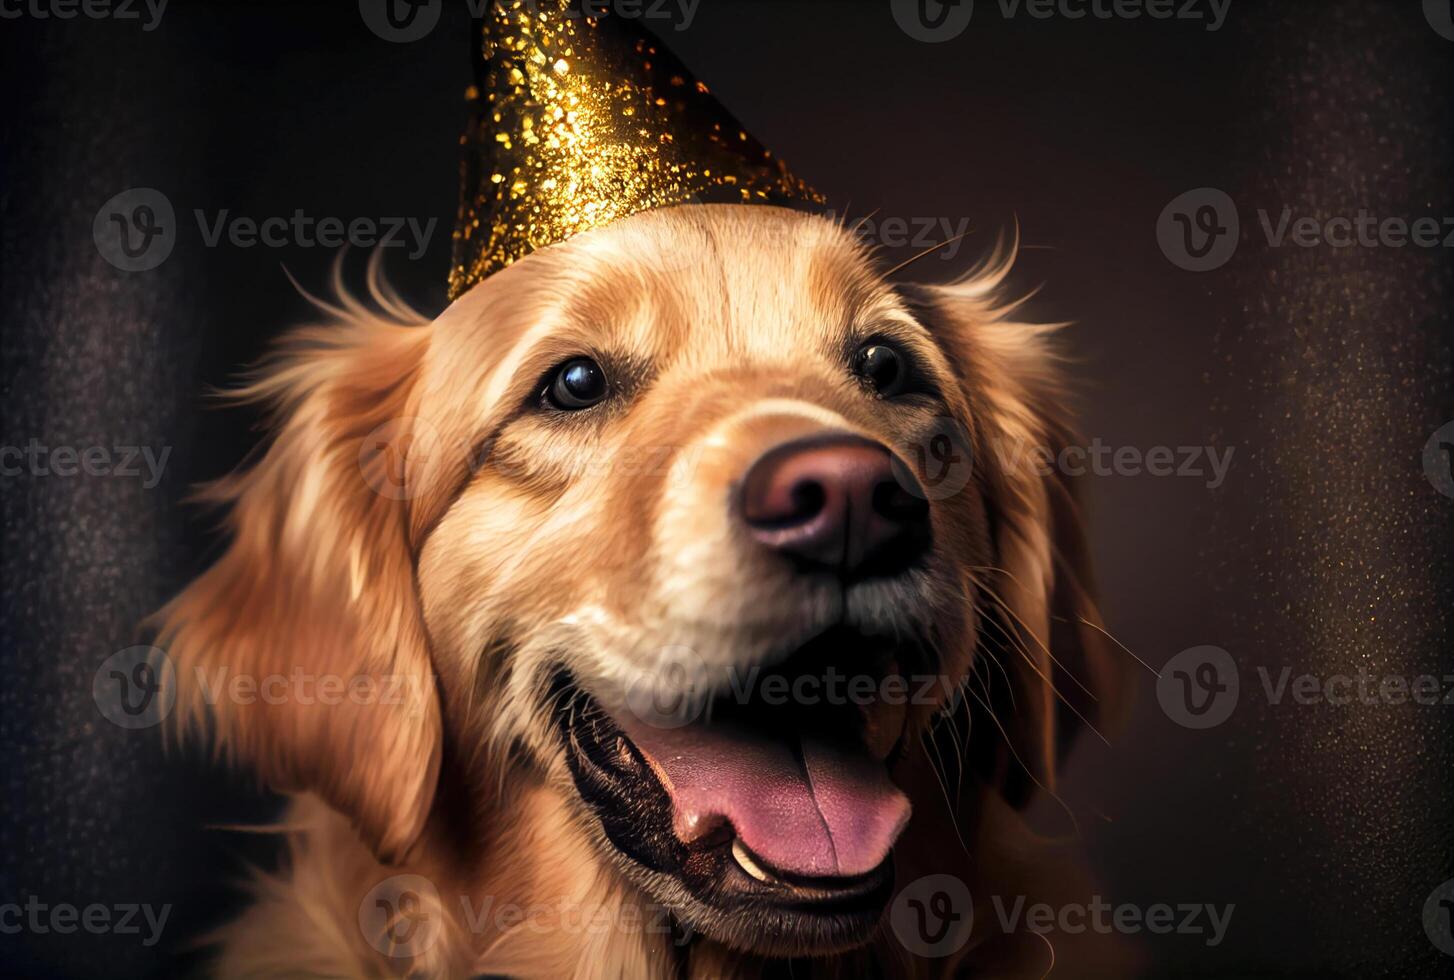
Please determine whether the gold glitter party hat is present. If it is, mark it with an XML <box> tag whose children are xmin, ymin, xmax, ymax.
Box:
<box><xmin>448</xmin><ymin>0</ymin><xmax>825</xmax><ymax>298</ymax></box>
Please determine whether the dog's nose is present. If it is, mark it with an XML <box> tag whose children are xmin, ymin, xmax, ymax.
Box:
<box><xmin>739</xmin><ymin>434</ymin><xmax>930</xmax><ymax>576</ymax></box>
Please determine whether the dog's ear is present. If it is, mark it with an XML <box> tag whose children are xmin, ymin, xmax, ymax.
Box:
<box><xmin>152</xmin><ymin>310</ymin><xmax>442</xmax><ymax>862</ymax></box>
<box><xmin>899</xmin><ymin>271</ymin><xmax>1126</xmax><ymax>807</ymax></box>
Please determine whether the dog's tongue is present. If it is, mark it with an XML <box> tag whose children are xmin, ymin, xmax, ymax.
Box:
<box><xmin>617</xmin><ymin>717</ymin><xmax>910</xmax><ymax>878</ymax></box>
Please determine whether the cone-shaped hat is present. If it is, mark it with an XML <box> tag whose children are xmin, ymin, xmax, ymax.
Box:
<box><xmin>449</xmin><ymin>0</ymin><xmax>824</xmax><ymax>298</ymax></box>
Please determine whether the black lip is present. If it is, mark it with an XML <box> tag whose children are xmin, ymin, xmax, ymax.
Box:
<box><xmin>550</xmin><ymin>672</ymin><xmax>896</xmax><ymax>952</ymax></box>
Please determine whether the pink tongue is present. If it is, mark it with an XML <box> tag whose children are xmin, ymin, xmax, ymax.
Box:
<box><xmin>617</xmin><ymin>717</ymin><xmax>911</xmax><ymax>878</ymax></box>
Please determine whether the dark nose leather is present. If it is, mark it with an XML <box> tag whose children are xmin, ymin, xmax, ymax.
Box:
<box><xmin>739</xmin><ymin>434</ymin><xmax>930</xmax><ymax>576</ymax></box>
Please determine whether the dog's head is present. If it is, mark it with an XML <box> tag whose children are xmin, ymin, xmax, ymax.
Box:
<box><xmin>157</xmin><ymin>205</ymin><xmax>1119</xmax><ymax>958</ymax></box>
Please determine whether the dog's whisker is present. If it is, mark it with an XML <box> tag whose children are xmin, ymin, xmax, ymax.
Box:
<box><xmin>847</xmin><ymin>207</ymin><xmax>881</xmax><ymax>237</ymax></box>
<box><xmin>1067</xmin><ymin>614</ymin><xmax>1160</xmax><ymax>679</ymax></box>
<box><xmin>960</xmin><ymin>682</ymin><xmax>1083</xmax><ymax>842</ymax></box>
<box><xmin>882</xmin><ymin>229</ymin><xmax>976</xmax><ymax>279</ymax></box>
<box><xmin>975</xmin><ymin>614</ymin><xmax>1024</xmax><ymax>712</ymax></box>
<box><xmin>1032</xmin><ymin>928</ymin><xmax>1058</xmax><ymax>980</ymax></box>
<box><xmin>971</xmin><ymin>573</ymin><xmax>1101</xmax><ymax>709</ymax></box>
<box><xmin>969</xmin><ymin>562</ymin><xmax>1110</xmax><ymax>700</ymax></box>
<box><xmin>941</xmin><ymin>695</ymin><xmax>968</xmax><ymax>812</ymax></box>
<box><xmin>918</xmin><ymin>733</ymin><xmax>973</xmax><ymax>860</ymax></box>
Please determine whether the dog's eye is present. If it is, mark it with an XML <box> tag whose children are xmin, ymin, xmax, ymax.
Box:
<box><xmin>853</xmin><ymin>342</ymin><xmax>908</xmax><ymax>396</ymax></box>
<box><xmin>545</xmin><ymin>357</ymin><xmax>609</xmax><ymax>410</ymax></box>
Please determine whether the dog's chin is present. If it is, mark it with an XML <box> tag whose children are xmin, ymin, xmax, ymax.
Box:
<box><xmin>549</xmin><ymin>627</ymin><xmax>923</xmax><ymax>957</ymax></box>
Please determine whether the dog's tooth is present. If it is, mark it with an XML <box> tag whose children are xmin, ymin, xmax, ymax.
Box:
<box><xmin>731</xmin><ymin>838</ymin><xmax>772</xmax><ymax>883</ymax></box>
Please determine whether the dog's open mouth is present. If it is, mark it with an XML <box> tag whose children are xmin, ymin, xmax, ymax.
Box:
<box><xmin>552</xmin><ymin>627</ymin><xmax>915</xmax><ymax>954</ymax></box>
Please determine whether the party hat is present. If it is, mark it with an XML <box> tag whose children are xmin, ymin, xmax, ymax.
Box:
<box><xmin>449</xmin><ymin>0</ymin><xmax>824</xmax><ymax>298</ymax></box>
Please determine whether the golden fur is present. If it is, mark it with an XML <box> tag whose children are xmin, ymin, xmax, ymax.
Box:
<box><xmin>154</xmin><ymin>205</ymin><xmax>1130</xmax><ymax>978</ymax></box>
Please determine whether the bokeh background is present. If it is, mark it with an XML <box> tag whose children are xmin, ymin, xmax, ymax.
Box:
<box><xmin>2</xmin><ymin>1</ymin><xmax>1451</xmax><ymax>976</ymax></box>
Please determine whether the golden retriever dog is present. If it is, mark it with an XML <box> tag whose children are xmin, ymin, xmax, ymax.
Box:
<box><xmin>154</xmin><ymin>203</ymin><xmax>1127</xmax><ymax>978</ymax></box>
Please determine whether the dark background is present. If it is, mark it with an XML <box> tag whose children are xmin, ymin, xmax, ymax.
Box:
<box><xmin>2</xmin><ymin>0</ymin><xmax>1451</xmax><ymax>976</ymax></box>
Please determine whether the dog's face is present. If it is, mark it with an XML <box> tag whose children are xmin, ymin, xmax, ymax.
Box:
<box><xmin>418</xmin><ymin>206</ymin><xmax>988</xmax><ymax>953</ymax></box>
<box><xmin>157</xmin><ymin>205</ymin><xmax>1117</xmax><ymax>961</ymax></box>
